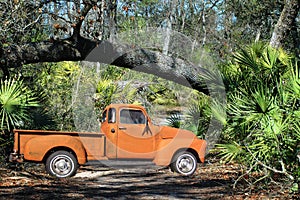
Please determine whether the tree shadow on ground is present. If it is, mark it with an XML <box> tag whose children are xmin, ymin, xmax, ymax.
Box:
<box><xmin>0</xmin><ymin>165</ymin><xmax>234</xmax><ymax>199</ymax></box>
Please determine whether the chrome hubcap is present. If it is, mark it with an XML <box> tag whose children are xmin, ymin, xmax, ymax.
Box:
<box><xmin>51</xmin><ymin>155</ymin><xmax>73</xmax><ymax>177</ymax></box>
<box><xmin>177</xmin><ymin>154</ymin><xmax>195</xmax><ymax>174</ymax></box>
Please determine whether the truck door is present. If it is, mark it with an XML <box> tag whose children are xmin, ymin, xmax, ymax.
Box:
<box><xmin>101</xmin><ymin>108</ymin><xmax>118</xmax><ymax>159</ymax></box>
<box><xmin>117</xmin><ymin>108</ymin><xmax>155</xmax><ymax>159</ymax></box>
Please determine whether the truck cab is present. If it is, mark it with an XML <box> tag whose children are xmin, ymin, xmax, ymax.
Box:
<box><xmin>101</xmin><ymin>104</ymin><xmax>160</xmax><ymax>159</ymax></box>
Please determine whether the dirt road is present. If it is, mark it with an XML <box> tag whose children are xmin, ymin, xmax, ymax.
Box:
<box><xmin>0</xmin><ymin>162</ymin><xmax>296</xmax><ymax>199</ymax></box>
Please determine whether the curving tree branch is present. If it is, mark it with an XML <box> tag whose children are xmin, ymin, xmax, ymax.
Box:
<box><xmin>0</xmin><ymin>37</ymin><xmax>210</xmax><ymax>94</ymax></box>
<box><xmin>0</xmin><ymin>1</ymin><xmax>211</xmax><ymax>95</ymax></box>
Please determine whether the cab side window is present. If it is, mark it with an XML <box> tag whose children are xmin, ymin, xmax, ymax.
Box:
<box><xmin>120</xmin><ymin>109</ymin><xmax>146</xmax><ymax>124</ymax></box>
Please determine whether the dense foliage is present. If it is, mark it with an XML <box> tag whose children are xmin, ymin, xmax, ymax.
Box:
<box><xmin>0</xmin><ymin>77</ymin><xmax>39</xmax><ymax>164</ymax></box>
<box><xmin>0</xmin><ymin>78</ymin><xmax>39</xmax><ymax>132</ymax></box>
<box><xmin>217</xmin><ymin>43</ymin><xmax>299</xmax><ymax>190</ymax></box>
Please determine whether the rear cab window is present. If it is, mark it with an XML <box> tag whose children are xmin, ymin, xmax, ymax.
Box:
<box><xmin>108</xmin><ymin>108</ymin><xmax>116</xmax><ymax>123</ymax></box>
<box><xmin>101</xmin><ymin>108</ymin><xmax>116</xmax><ymax>123</ymax></box>
<box><xmin>101</xmin><ymin>110</ymin><xmax>107</xmax><ymax>123</ymax></box>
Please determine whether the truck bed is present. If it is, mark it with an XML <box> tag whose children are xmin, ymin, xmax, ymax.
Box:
<box><xmin>12</xmin><ymin>129</ymin><xmax>107</xmax><ymax>163</ymax></box>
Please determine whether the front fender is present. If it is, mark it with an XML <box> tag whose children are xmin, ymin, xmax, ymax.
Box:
<box><xmin>23</xmin><ymin>135</ymin><xmax>87</xmax><ymax>164</ymax></box>
<box><xmin>153</xmin><ymin>128</ymin><xmax>207</xmax><ymax>166</ymax></box>
<box><xmin>153</xmin><ymin>138</ymin><xmax>177</xmax><ymax>166</ymax></box>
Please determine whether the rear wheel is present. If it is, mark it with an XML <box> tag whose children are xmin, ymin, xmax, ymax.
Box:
<box><xmin>45</xmin><ymin>150</ymin><xmax>78</xmax><ymax>178</ymax></box>
<box><xmin>170</xmin><ymin>151</ymin><xmax>197</xmax><ymax>176</ymax></box>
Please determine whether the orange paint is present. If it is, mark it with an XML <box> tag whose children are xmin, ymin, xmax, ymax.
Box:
<box><xmin>10</xmin><ymin>104</ymin><xmax>207</xmax><ymax>174</ymax></box>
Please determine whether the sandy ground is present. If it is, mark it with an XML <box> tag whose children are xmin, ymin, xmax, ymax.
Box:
<box><xmin>0</xmin><ymin>161</ymin><xmax>297</xmax><ymax>200</ymax></box>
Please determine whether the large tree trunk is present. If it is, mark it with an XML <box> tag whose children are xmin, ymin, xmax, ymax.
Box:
<box><xmin>269</xmin><ymin>0</ymin><xmax>300</xmax><ymax>48</ymax></box>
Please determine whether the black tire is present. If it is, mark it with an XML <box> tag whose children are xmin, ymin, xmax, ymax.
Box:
<box><xmin>45</xmin><ymin>150</ymin><xmax>78</xmax><ymax>178</ymax></box>
<box><xmin>170</xmin><ymin>151</ymin><xmax>197</xmax><ymax>176</ymax></box>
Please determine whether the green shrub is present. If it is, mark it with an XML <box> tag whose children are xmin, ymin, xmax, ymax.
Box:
<box><xmin>216</xmin><ymin>43</ymin><xmax>299</xmax><ymax>188</ymax></box>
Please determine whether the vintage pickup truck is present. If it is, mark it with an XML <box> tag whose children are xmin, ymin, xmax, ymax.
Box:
<box><xmin>10</xmin><ymin>104</ymin><xmax>207</xmax><ymax>178</ymax></box>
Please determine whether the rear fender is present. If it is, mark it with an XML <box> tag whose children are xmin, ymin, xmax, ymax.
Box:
<box><xmin>23</xmin><ymin>135</ymin><xmax>87</xmax><ymax>164</ymax></box>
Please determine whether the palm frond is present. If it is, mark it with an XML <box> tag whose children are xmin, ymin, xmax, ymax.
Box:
<box><xmin>233</xmin><ymin>48</ymin><xmax>259</xmax><ymax>71</ymax></box>
<box><xmin>166</xmin><ymin>113</ymin><xmax>182</xmax><ymax>128</ymax></box>
<box><xmin>293</xmin><ymin>122</ymin><xmax>300</xmax><ymax>141</ymax></box>
<box><xmin>251</xmin><ymin>85</ymin><xmax>275</xmax><ymax>114</ymax></box>
<box><xmin>215</xmin><ymin>142</ymin><xmax>244</xmax><ymax>163</ymax></box>
<box><xmin>0</xmin><ymin>78</ymin><xmax>39</xmax><ymax>131</ymax></box>
<box><xmin>261</xmin><ymin>46</ymin><xmax>279</xmax><ymax>69</ymax></box>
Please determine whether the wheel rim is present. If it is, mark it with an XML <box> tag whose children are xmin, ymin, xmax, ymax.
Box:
<box><xmin>176</xmin><ymin>154</ymin><xmax>196</xmax><ymax>175</ymax></box>
<box><xmin>50</xmin><ymin>155</ymin><xmax>74</xmax><ymax>177</ymax></box>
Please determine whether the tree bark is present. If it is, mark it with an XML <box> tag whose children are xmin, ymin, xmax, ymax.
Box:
<box><xmin>0</xmin><ymin>1</ymin><xmax>213</xmax><ymax>95</ymax></box>
<box><xmin>0</xmin><ymin>36</ymin><xmax>210</xmax><ymax>95</ymax></box>
<box><xmin>269</xmin><ymin>0</ymin><xmax>300</xmax><ymax>48</ymax></box>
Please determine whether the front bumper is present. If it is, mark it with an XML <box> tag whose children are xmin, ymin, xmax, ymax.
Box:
<box><xmin>9</xmin><ymin>151</ymin><xmax>24</xmax><ymax>163</ymax></box>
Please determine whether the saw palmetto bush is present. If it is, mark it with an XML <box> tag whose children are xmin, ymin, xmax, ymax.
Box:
<box><xmin>216</xmin><ymin>43</ymin><xmax>300</xmax><ymax>190</ymax></box>
<box><xmin>0</xmin><ymin>78</ymin><xmax>39</xmax><ymax>132</ymax></box>
<box><xmin>0</xmin><ymin>77</ymin><xmax>39</xmax><ymax>163</ymax></box>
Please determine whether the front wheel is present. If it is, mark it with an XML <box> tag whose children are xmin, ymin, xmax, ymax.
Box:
<box><xmin>170</xmin><ymin>151</ymin><xmax>197</xmax><ymax>176</ymax></box>
<box><xmin>45</xmin><ymin>150</ymin><xmax>78</xmax><ymax>178</ymax></box>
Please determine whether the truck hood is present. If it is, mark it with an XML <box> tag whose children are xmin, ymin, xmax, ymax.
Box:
<box><xmin>160</xmin><ymin>126</ymin><xmax>197</xmax><ymax>140</ymax></box>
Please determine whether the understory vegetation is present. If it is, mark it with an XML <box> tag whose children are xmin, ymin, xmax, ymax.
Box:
<box><xmin>217</xmin><ymin>43</ymin><xmax>299</xmax><ymax>192</ymax></box>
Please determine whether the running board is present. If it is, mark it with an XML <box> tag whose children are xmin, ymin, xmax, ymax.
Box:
<box><xmin>85</xmin><ymin>160</ymin><xmax>157</xmax><ymax>168</ymax></box>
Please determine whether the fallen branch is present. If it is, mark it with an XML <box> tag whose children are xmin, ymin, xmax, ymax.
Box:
<box><xmin>246</xmin><ymin>146</ymin><xmax>294</xmax><ymax>181</ymax></box>
<box><xmin>233</xmin><ymin>162</ymin><xmax>257</xmax><ymax>189</ymax></box>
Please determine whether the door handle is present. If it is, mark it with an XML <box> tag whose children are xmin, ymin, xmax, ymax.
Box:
<box><xmin>119</xmin><ymin>127</ymin><xmax>127</xmax><ymax>130</ymax></box>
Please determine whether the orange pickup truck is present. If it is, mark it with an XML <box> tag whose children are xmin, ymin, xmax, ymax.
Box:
<box><xmin>10</xmin><ymin>104</ymin><xmax>207</xmax><ymax>178</ymax></box>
